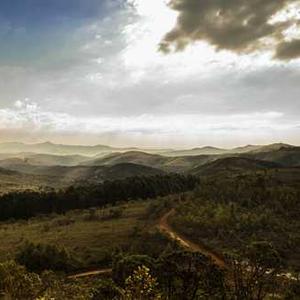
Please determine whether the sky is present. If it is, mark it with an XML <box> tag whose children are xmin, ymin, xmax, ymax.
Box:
<box><xmin>0</xmin><ymin>0</ymin><xmax>300</xmax><ymax>148</ymax></box>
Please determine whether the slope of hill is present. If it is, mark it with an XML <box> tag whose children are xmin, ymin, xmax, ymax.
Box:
<box><xmin>0</xmin><ymin>166</ymin><xmax>19</xmax><ymax>176</ymax></box>
<box><xmin>0</xmin><ymin>166</ymin><xmax>59</xmax><ymax>194</ymax></box>
<box><xmin>82</xmin><ymin>151</ymin><xmax>216</xmax><ymax>172</ymax></box>
<box><xmin>0</xmin><ymin>153</ymin><xmax>90</xmax><ymax>166</ymax></box>
<box><xmin>230</xmin><ymin>145</ymin><xmax>262</xmax><ymax>153</ymax></box>
<box><xmin>0</xmin><ymin>142</ymin><xmax>114</xmax><ymax>156</ymax></box>
<box><xmin>0</xmin><ymin>142</ymin><xmax>172</xmax><ymax>157</ymax></box>
<box><xmin>0</xmin><ymin>158</ymin><xmax>165</xmax><ymax>185</ymax></box>
<box><xmin>245</xmin><ymin>146</ymin><xmax>300</xmax><ymax>167</ymax></box>
<box><xmin>83</xmin><ymin>151</ymin><xmax>167</xmax><ymax>167</ymax></box>
<box><xmin>248</xmin><ymin>143</ymin><xmax>294</xmax><ymax>153</ymax></box>
<box><xmin>95</xmin><ymin>163</ymin><xmax>165</xmax><ymax>180</ymax></box>
<box><xmin>191</xmin><ymin>157</ymin><xmax>281</xmax><ymax>176</ymax></box>
<box><xmin>164</xmin><ymin>146</ymin><xmax>227</xmax><ymax>157</ymax></box>
<box><xmin>38</xmin><ymin>163</ymin><xmax>164</xmax><ymax>184</ymax></box>
<box><xmin>22</xmin><ymin>153</ymin><xmax>89</xmax><ymax>166</ymax></box>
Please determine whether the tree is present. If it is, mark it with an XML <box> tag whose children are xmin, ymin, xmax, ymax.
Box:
<box><xmin>92</xmin><ymin>279</ymin><xmax>122</xmax><ymax>300</ymax></box>
<box><xmin>38</xmin><ymin>271</ymin><xmax>91</xmax><ymax>300</ymax></box>
<box><xmin>112</xmin><ymin>252</ymin><xmax>155</xmax><ymax>286</ymax></box>
<box><xmin>227</xmin><ymin>242</ymin><xmax>284</xmax><ymax>300</ymax></box>
<box><xmin>123</xmin><ymin>265</ymin><xmax>162</xmax><ymax>300</ymax></box>
<box><xmin>156</xmin><ymin>249</ymin><xmax>226</xmax><ymax>300</ymax></box>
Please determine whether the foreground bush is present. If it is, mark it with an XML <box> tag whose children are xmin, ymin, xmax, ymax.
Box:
<box><xmin>0</xmin><ymin>261</ymin><xmax>91</xmax><ymax>300</ymax></box>
<box><xmin>16</xmin><ymin>242</ymin><xmax>81</xmax><ymax>273</ymax></box>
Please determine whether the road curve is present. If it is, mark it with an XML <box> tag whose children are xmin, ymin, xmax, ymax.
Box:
<box><xmin>159</xmin><ymin>208</ymin><xmax>225</xmax><ymax>268</ymax></box>
<box><xmin>69</xmin><ymin>208</ymin><xmax>225</xmax><ymax>279</ymax></box>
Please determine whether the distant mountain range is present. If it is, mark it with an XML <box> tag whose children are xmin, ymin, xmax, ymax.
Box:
<box><xmin>0</xmin><ymin>141</ymin><xmax>299</xmax><ymax>193</ymax></box>
<box><xmin>162</xmin><ymin>143</ymin><xmax>294</xmax><ymax>156</ymax></box>
<box><xmin>0</xmin><ymin>142</ymin><xmax>171</xmax><ymax>157</ymax></box>
<box><xmin>0</xmin><ymin>141</ymin><xmax>295</xmax><ymax>157</ymax></box>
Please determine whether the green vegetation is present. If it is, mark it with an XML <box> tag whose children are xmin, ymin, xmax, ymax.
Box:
<box><xmin>171</xmin><ymin>173</ymin><xmax>300</xmax><ymax>269</ymax></box>
<box><xmin>1</xmin><ymin>143</ymin><xmax>300</xmax><ymax>299</ymax></box>
<box><xmin>0</xmin><ymin>174</ymin><xmax>198</xmax><ymax>221</ymax></box>
<box><xmin>0</xmin><ymin>201</ymin><xmax>162</xmax><ymax>267</ymax></box>
<box><xmin>16</xmin><ymin>242</ymin><xmax>80</xmax><ymax>273</ymax></box>
<box><xmin>2</xmin><ymin>245</ymin><xmax>298</xmax><ymax>299</ymax></box>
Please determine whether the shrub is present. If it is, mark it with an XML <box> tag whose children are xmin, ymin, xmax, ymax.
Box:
<box><xmin>16</xmin><ymin>242</ymin><xmax>81</xmax><ymax>273</ymax></box>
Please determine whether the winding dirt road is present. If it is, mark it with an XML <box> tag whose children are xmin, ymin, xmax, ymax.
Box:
<box><xmin>158</xmin><ymin>208</ymin><xmax>225</xmax><ymax>268</ymax></box>
<box><xmin>69</xmin><ymin>208</ymin><xmax>225</xmax><ymax>279</ymax></box>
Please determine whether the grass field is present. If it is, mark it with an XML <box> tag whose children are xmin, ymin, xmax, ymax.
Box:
<box><xmin>0</xmin><ymin>201</ymin><xmax>151</xmax><ymax>268</ymax></box>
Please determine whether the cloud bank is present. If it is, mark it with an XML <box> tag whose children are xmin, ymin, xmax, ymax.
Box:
<box><xmin>160</xmin><ymin>0</ymin><xmax>300</xmax><ymax>60</ymax></box>
<box><xmin>0</xmin><ymin>99</ymin><xmax>299</xmax><ymax>148</ymax></box>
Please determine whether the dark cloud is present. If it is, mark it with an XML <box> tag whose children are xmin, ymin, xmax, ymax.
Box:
<box><xmin>275</xmin><ymin>38</ymin><xmax>300</xmax><ymax>60</ymax></box>
<box><xmin>160</xmin><ymin>0</ymin><xmax>300</xmax><ymax>59</ymax></box>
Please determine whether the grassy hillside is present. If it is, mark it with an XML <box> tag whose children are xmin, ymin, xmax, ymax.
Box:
<box><xmin>0</xmin><ymin>167</ymin><xmax>61</xmax><ymax>194</ymax></box>
<box><xmin>0</xmin><ymin>160</ymin><xmax>165</xmax><ymax>186</ymax></box>
<box><xmin>191</xmin><ymin>157</ymin><xmax>281</xmax><ymax>176</ymax></box>
<box><xmin>0</xmin><ymin>201</ymin><xmax>163</xmax><ymax>267</ymax></box>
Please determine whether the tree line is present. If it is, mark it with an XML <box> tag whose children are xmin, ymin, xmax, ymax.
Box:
<box><xmin>0</xmin><ymin>174</ymin><xmax>199</xmax><ymax>221</ymax></box>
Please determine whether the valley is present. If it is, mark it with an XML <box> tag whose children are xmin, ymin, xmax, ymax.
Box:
<box><xmin>0</xmin><ymin>141</ymin><xmax>299</xmax><ymax>299</ymax></box>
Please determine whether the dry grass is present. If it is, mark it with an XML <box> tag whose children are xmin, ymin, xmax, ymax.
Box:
<box><xmin>0</xmin><ymin>201</ymin><xmax>149</xmax><ymax>266</ymax></box>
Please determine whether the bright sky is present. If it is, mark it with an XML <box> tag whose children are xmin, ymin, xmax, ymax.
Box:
<box><xmin>0</xmin><ymin>0</ymin><xmax>300</xmax><ymax>148</ymax></box>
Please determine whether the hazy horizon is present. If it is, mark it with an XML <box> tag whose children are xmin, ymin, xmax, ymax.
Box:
<box><xmin>0</xmin><ymin>139</ymin><xmax>298</xmax><ymax>151</ymax></box>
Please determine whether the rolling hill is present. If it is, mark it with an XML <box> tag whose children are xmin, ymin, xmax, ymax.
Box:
<box><xmin>191</xmin><ymin>157</ymin><xmax>281</xmax><ymax>176</ymax></box>
<box><xmin>0</xmin><ymin>157</ymin><xmax>165</xmax><ymax>186</ymax></box>
<box><xmin>0</xmin><ymin>166</ymin><xmax>60</xmax><ymax>194</ymax></box>
<box><xmin>0</xmin><ymin>142</ymin><xmax>172</xmax><ymax>157</ymax></box>
<box><xmin>26</xmin><ymin>163</ymin><xmax>164</xmax><ymax>184</ymax></box>
<box><xmin>244</xmin><ymin>145</ymin><xmax>300</xmax><ymax>167</ymax></box>
<box><xmin>163</xmin><ymin>146</ymin><xmax>228</xmax><ymax>156</ymax></box>
<box><xmin>0</xmin><ymin>142</ymin><xmax>114</xmax><ymax>156</ymax></box>
<box><xmin>0</xmin><ymin>153</ymin><xmax>90</xmax><ymax>166</ymax></box>
<box><xmin>0</xmin><ymin>142</ymin><xmax>299</xmax><ymax>183</ymax></box>
<box><xmin>81</xmin><ymin>151</ymin><xmax>216</xmax><ymax>172</ymax></box>
<box><xmin>161</xmin><ymin>144</ymin><xmax>277</xmax><ymax>156</ymax></box>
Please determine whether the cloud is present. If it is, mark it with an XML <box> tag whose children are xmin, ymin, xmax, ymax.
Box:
<box><xmin>1</xmin><ymin>99</ymin><xmax>300</xmax><ymax>147</ymax></box>
<box><xmin>275</xmin><ymin>38</ymin><xmax>300</xmax><ymax>59</ymax></box>
<box><xmin>0</xmin><ymin>0</ymin><xmax>300</xmax><ymax>147</ymax></box>
<box><xmin>160</xmin><ymin>0</ymin><xmax>300</xmax><ymax>60</ymax></box>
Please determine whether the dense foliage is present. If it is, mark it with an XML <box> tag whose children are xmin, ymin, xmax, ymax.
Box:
<box><xmin>172</xmin><ymin>173</ymin><xmax>300</xmax><ymax>269</ymax></box>
<box><xmin>0</xmin><ymin>261</ymin><xmax>91</xmax><ymax>299</ymax></box>
<box><xmin>16</xmin><ymin>242</ymin><xmax>80</xmax><ymax>273</ymax></box>
<box><xmin>1</xmin><ymin>170</ymin><xmax>300</xmax><ymax>299</ymax></box>
<box><xmin>0</xmin><ymin>174</ymin><xmax>198</xmax><ymax>221</ymax></box>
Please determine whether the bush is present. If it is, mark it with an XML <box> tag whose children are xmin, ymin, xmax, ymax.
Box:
<box><xmin>16</xmin><ymin>242</ymin><xmax>81</xmax><ymax>273</ymax></box>
<box><xmin>92</xmin><ymin>279</ymin><xmax>122</xmax><ymax>300</ymax></box>
<box><xmin>0</xmin><ymin>260</ymin><xmax>42</xmax><ymax>299</ymax></box>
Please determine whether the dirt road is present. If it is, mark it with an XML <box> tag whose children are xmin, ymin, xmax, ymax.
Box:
<box><xmin>69</xmin><ymin>208</ymin><xmax>225</xmax><ymax>278</ymax></box>
<box><xmin>159</xmin><ymin>208</ymin><xmax>225</xmax><ymax>268</ymax></box>
<box><xmin>68</xmin><ymin>268</ymin><xmax>112</xmax><ymax>279</ymax></box>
